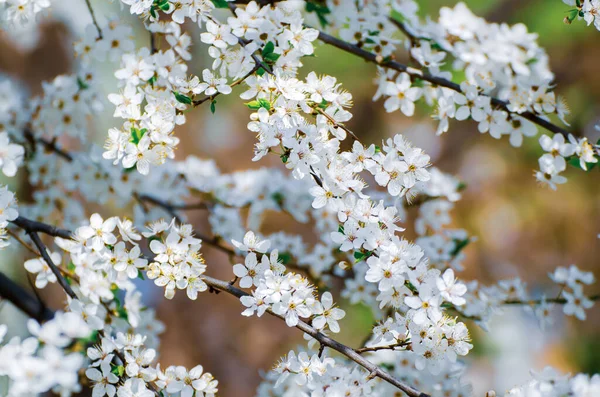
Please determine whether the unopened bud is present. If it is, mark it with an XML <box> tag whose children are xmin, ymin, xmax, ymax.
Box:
<box><xmin>375</xmin><ymin>54</ymin><xmax>384</xmax><ymax>64</ymax></box>
<box><xmin>486</xmin><ymin>391</ymin><xmax>497</xmax><ymax>397</ymax></box>
<box><xmin>338</xmin><ymin>261</ymin><xmax>351</xmax><ymax>270</ymax></box>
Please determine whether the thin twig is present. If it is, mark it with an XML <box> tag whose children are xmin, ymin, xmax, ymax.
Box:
<box><xmin>84</xmin><ymin>0</ymin><xmax>103</xmax><ymax>39</ymax></box>
<box><xmin>193</xmin><ymin>64</ymin><xmax>260</xmax><ymax>107</ymax></box>
<box><xmin>355</xmin><ymin>340</ymin><xmax>411</xmax><ymax>354</ymax></box>
<box><xmin>201</xmin><ymin>275</ymin><xmax>430</xmax><ymax>397</ymax></box>
<box><xmin>8</xmin><ymin>215</ymin><xmax>430</xmax><ymax>396</ymax></box>
<box><xmin>313</xmin><ymin>29</ymin><xmax>572</xmax><ymax>138</ymax></box>
<box><xmin>27</xmin><ymin>232</ymin><xmax>77</xmax><ymax>299</ymax></box>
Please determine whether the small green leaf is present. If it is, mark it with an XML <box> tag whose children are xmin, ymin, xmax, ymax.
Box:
<box><xmin>111</xmin><ymin>365</ymin><xmax>125</xmax><ymax>377</ymax></box>
<box><xmin>450</xmin><ymin>238</ymin><xmax>470</xmax><ymax>256</ymax></box>
<box><xmin>211</xmin><ymin>0</ymin><xmax>229</xmax><ymax>8</ymax></box>
<box><xmin>278</xmin><ymin>251</ymin><xmax>292</xmax><ymax>265</ymax></box>
<box><xmin>77</xmin><ymin>78</ymin><xmax>89</xmax><ymax>90</ymax></box>
<box><xmin>130</xmin><ymin>127</ymin><xmax>147</xmax><ymax>144</ymax></box>
<box><xmin>147</xmin><ymin>75</ymin><xmax>157</xmax><ymax>86</ymax></box>
<box><xmin>567</xmin><ymin>9</ymin><xmax>579</xmax><ymax>22</ymax></box>
<box><xmin>353</xmin><ymin>250</ymin><xmax>372</xmax><ymax>263</ymax></box>
<box><xmin>245</xmin><ymin>98</ymin><xmax>271</xmax><ymax>110</ymax></box>
<box><xmin>526</xmin><ymin>58</ymin><xmax>538</xmax><ymax>65</ymax></box>
<box><xmin>174</xmin><ymin>91</ymin><xmax>192</xmax><ymax>105</ymax></box>
<box><xmin>305</xmin><ymin>1</ymin><xmax>331</xmax><ymax>27</ymax></box>
<box><xmin>404</xmin><ymin>280</ymin><xmax>418</xmax><ymax>294</ymax></box>
<box><xmin>272</xmin><ymin>192</ymin><xmax>284</xmax><ymax>207</ymax></box>
<box><xmin>210</xmin><ymin>100</ymin><xmax>217</xmax><ymax>114</ymax></box>
<box><xmin>262</xmin><ymin>41</ymin><xmax>275</xmax><ymax>57</ymax></box>
<box><xmin>374</xmin><ymin>145</ymin><xmax>382</xmax><ymax>154</ymax></box>
<box><xmin>264</xmin><ymin>52</ymin><xmax>281</xmax><ymax>63</ymax></box>
<box><xmin>256</xmin><ymin>67</ymin><xmax>266</xmax><ymax>76</ymax></box>
<box><xmin>280</xmin><ymin>154</ymin><xmax>289</xmax><ymax>163</ymax></box>
<box><xmin>337</xmin><ymin>224</ymin><xmax>344</xmax><ymax>234</ymax></box>
<box><xmin>137</xmin><ymin>270</ymin><xmax>145</xmax><ymax>280</ymax></box>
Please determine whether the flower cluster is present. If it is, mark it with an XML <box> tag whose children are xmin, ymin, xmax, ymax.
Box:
<box><xmin>146</xmin><ymin>219</ymin><xmax>208</xmax><ymax>299</ymax></box>
<box><xmin>0</xmin><ymin>0</ymin><xmax>597</xmax><ymax>396</ymax></box>
<box><xmin>0</xmin><ymin>0</ymin><xmax>50</xmax><ymax>25</ymax></box>
<box><xmin>550</xmin><ymin>264</ymin><xmax>596</xmax><ymax>320</ymax></box>
<box><xmin>0</xmin><ymin>314</ymin><xmax>89</xmax><ymax>396</ymax></box>
<box><xmin>236</xmin><ymin>232</ymin><xmax>346</xmax><ymax>331</ymax></box>
<box><xmin>535</xmin><ymin>133</ymin><xmax>598</xmax><ymax>190</ymax></box>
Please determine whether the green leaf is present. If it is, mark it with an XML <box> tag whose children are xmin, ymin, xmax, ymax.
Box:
<box><xmin>174</xmin><ymin>91</ymin><xmax>192</xmax><ymax>105</ymax></box>
<box><xmin>150</xmin><ymin>6</ymin><xmax>157</xmax><ymax>18</ymax></box>
<box><xmin>305</xmin><ymin>1</ymin><xmax>331</xmax><ymax>27</ymax></box>
<box><xmin>211</xmin><ymin>0</ymin><xmax>229</xmax><ymax>8</ymax></box>
<box><xmin>567</xmin><ymin>9</ymin><xmax>579</xmax><ymax>23</ymax></box>
<box><xmin>568</xmin><ymin>156</ymin><xmax>597</xmax><ymax>171</ymax></box>
<box><xmin>262</xmin><ymin>41</ymin><xmax>275</xmax><ymax>58</ymax></box>
<box><xmin>77</xmin><ymin>78</ymin><xmax>89</xmax><ymax>90</ymax></box>
<box><xmin>278</xmin><ymin>251</ymin><xmax>292</xmax><ymax>265</ymax></box>
<box><xmin>353</xmin><ymin>250</ymin><xmax>372</xmax><ymax>263</ymax></box>
<box><xmin>280</xmin><ymin>153</ymin><xmax>288</xmax><ymax>163</ymax></box>
<box><xmin>210</xmin><ymin>100</ymin><xmax>217</xmax><ymax>114</ymax></box>
<box><xmin>245</xmin><ymin>98</ymin><xmax>271</xmax><ymax>111</ymax></box>
<box><xmin>111</xmin><ymin>365</ymin><xmax>125</xmax><ymax>377</ymax></box>
<box><xmin>130</xmin><ymin>127</ymin><xmax>147</xmax><ymax>144</ymax></box>
<box><xmin>137</xmin><ymin>270</ymin><xmax>145</xmax><ymax>280</ymax></box>
<box><xmin>271</xmin><ymin>192</ymin><xmax>284</xmax><ymax>207</ymax></box>
<box><xmin>450</xmin><ymin>238</ymin><xmax>470</xmax><ymax>256</ymax></box>
<box><xmin>337</xmin><ymin>224</ymin><xmax>344</xmax><ymax>234</ymax></box>
<box><xmin>374</xmin><ymin>145</ymin><xmax>382</xmax><ymax>154</ymax></box>
<box><xmin>264</xmin><ymin>52</ymin><xmax>281</xmax><ymax>63</ymax></box>
<box><xmin>147</xmin><ymin>75</ymin><xmax>157</xmax><ymax>86</ymax></box>
<box><xmin>256</xmin><ymin>67</ymin><xmax>266</xmax><ymax>76</ymax></box>
<box><xmin>526</xmin><ymin>58</ymin><xmax>538</xmax><ymax>65</ymax></box>
<box><xmin>404</xmin><ymin>280</ymin><xmax>418</xmax><ymax>294</ymax></box>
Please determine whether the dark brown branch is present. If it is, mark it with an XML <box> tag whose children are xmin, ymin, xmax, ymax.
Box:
<box><xmin>84</xmin><ymin>0</ymin><xmax>103</xmax><ymax>39</ymax></box>
<box><xmin>0</xmin><ymin>272</ymin><xmax>54</xmax><ymax>322</ymax></box>
<box><xmin>314</xmin><ymin>30</ymin><xmax>572</xmax><ymax>138</ymax></box>
<box><xmin>355</xmin><ymin>340</ymin><xmax>411</xmax><ymax>354</ymax></box>
<box><xmin>27</xmin><ymin>232</ymin><xmax>77</xmax><ymax>299</ymax></box>
<box><xmin>503</xmin><ymin>295</ymin><xmax>600</xmax><ymax>305</ymax></box>
<box><xmin>10</xmin><ymin>216</ymin><xmax>73</xmax><ymax>240</ymax></box>
<box><xmin>201</xmin><ymin>275</ymin><xmax>430</xmax><ymax>397</ymax></box>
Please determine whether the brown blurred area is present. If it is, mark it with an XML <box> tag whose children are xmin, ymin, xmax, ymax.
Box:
<box><xmin>1</xmin><ymin>0</ymin><xmax>599</xmax><ymax>395</ymax></box>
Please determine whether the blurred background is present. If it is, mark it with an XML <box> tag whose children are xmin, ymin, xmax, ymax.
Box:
<box><xmin>0</xmin><ymin>0</ymin><xmax>599</xmax><ymax>395</ymax></box>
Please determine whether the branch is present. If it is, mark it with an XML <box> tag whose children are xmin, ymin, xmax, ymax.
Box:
<box><xmin>24</xmin><ymin>129</ymin><xmax>74</xmax><ymax>162</ymax></box>
<box><xmin>83</xmin><ymin>0</ymin><xmax>103</xmax><ymax>39</ymax></box>
<box><xmin>503</xmin><ymin>295</ymin><xmax>600</xmax><ymax>305</ymax></box>
<box><xmin>313</xmin><ymin>30</ymin><xmax>572</xmax><ymax>138</ymax></box>
<box><xmin>10</xmin><ymin>216</ymin><xmax>73</xmax><ymax>240</ymax></box>
<box><xmin>192</xmin><ymin>64</ymin><xmax>261</xmax><ymax>107</ymax></box>
<box><xmin>28</xmin><ymin>232</ymin><xmax>77</xmax><ymax>299</ymax></box>
<box><xmin>7</xmin><ymin>215</ymin><xmax>428</xmax><ymax>396</ymax></box>
<box><xmin>355</xmin><ymin>340</ymin><xmax>411</xmax><ymax>354</ymax></box>
<box><xmin>201</xmin><ymin>275</ymin><xmax>430</xmax><ymax>397</ymax></box>
<box><xmin>0</xmin><ymin>272</ymin><xmax>54</xmax><ymax>322</ymax></box>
